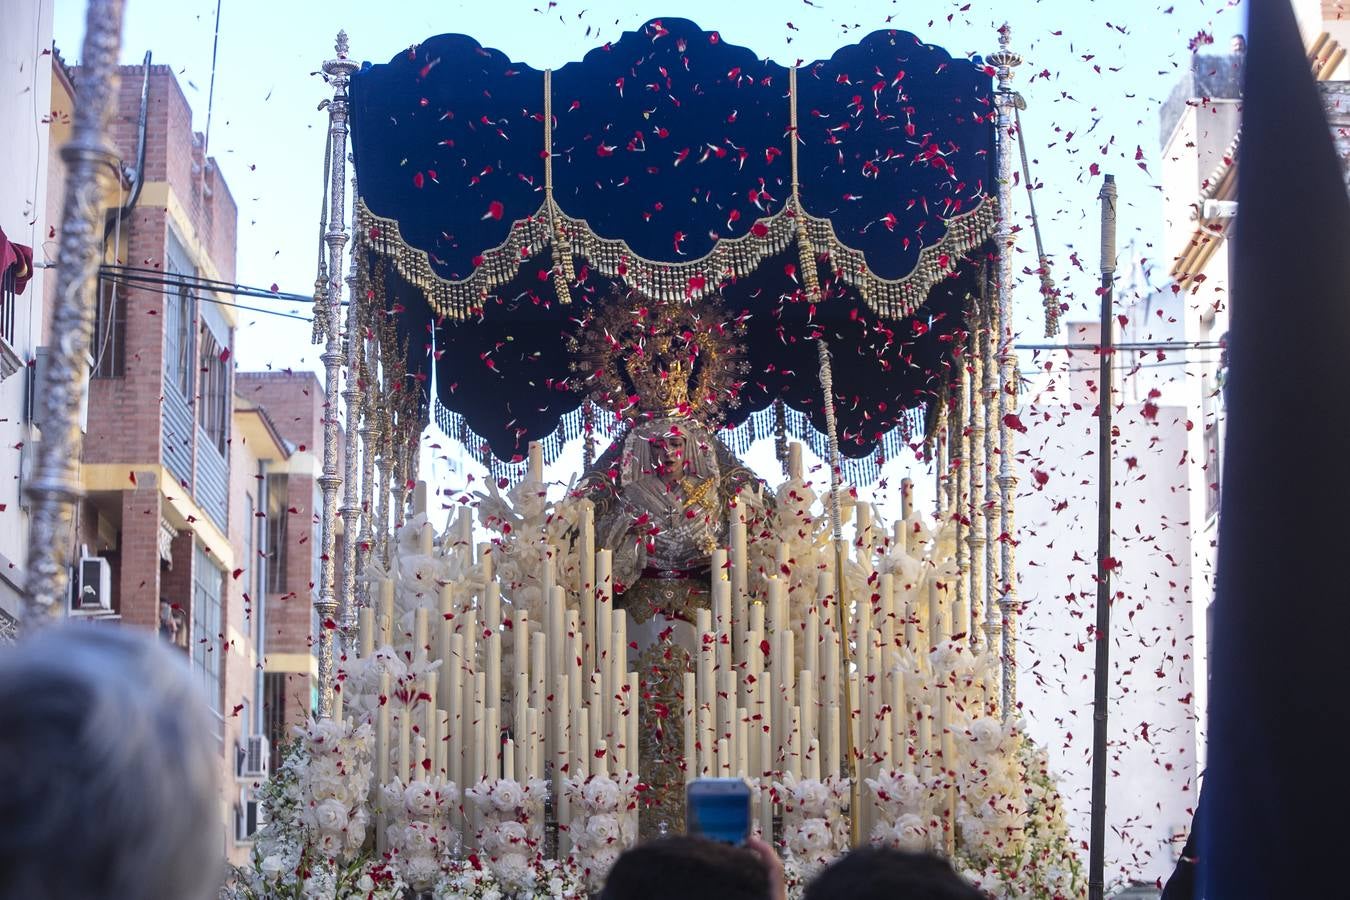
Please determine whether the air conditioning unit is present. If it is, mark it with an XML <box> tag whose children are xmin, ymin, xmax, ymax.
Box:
<box><xmin>71</xmin><ymin>556</ymin><xmax>112</xmax><ymax>614</ymax></box>
<box><xmin>236</xmin><ymin>734</ymin><xmax>269</xmax><ymax>780</ymax></box>
<box><xmin>234</xmin><ymin>788</ymin><xmax>265</xmax><ymax>843</ymax></box>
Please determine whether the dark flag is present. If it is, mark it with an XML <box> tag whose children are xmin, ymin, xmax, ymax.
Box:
<box><xmin>1202</xmin><ymin>1</ymin><xmax>1350</xmax><ymax>897</ymax></box>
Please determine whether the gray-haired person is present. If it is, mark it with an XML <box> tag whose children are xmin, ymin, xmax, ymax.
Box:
<box><xmin>0</xmin><ymin>624</ymin><xmax>223</xmax><ymax>899</ymax></box>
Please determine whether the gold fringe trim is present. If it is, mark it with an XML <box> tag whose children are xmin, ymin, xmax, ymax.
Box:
<box><xmin>355</xmin><ymin>195</ymin><xmax>995</xmax><ymax>321</ymax></box>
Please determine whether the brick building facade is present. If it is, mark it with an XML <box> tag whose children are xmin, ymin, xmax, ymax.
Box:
<box><xmin>235</xmin><ymin>370</ymin><xmax>331</xmax><ymax>769</ymax></box>
<box><xmin>38</xmin><ymin>60</ymin><xmax>279</xmax><ymax>860</ymax></box>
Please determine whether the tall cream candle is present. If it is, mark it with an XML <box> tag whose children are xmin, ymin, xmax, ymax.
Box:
<box><xmin>823</xmin><ymin>702</ymin><xmax>840</xmax><ymax>780</ymax></box>
<box><xmin>414</xmin><ymin>607</ymin><xmax>429</xmax><ymax>664</ymax></box>
<box><xmin>531</xmin><ymin>639</ymin><xmax>546</xmax><ymax>713</ymax></box>
<box><xmin>398</xmin><ymin>708</ymin><xmax>411</xmax><ymax>783</ymax></box>
<box><xmin>756</xmin><ymin>679</ymin><xmax>772</xmax><ymax>780</ymax></box>
<box><xmin>683</xmin><ymin>672</ymin><xmax>697</xmax><ymax>782</ymax></box>
<box><xmin>572</xmin><ymin>709</ymin><xmax>589</xmax><ymax>783</ymax></box>
<box><xmin>580</xmin><ymin>502</ymin><xmax>595</xmax><ymax>673</ymax></box>
<box><xmin>515</xmin><ymin>610</ymin><xmax>530</xmax><ymax>689</ymax></box>
<box><xmin>806</xmin><ymin>736</ymin><xmax>821</xmax><ymax>781</ymax></box>
<box><xmin>626</xmin><ymin>672</ymin><xmax>639</xmax><ymax>775</ymax></box>
<box><xmin>736</xmin><ymin>715</ymin><xmax>749</xmax><ymax>778</ymax></box>
<box><xmin>799</xmin><ymin>674</ymin><xmax>816</xmax><ymax>748</ymax></box>
<box><xmin>424</xmin><ymin>675</ymin><xmax>438</xmax><ymax>774</ymax></box>
<box><xmin>527</xmin><ymin>440</ymin><xmax>544</xmax><ymax>483</ymax></box>
<box><xmin>554</xmin><ymin>680</ymin><xmax>571</xmax><ymax>791</ymax></box>
<box><xmin>472</xmin><ymin>672</ymin><xmax>486</xmax><ymax>782</ymax></box>
<box><xmin>918</xmin><ymin>703</ymin><xmax>933</xmax><ymax>781</ymax></box>
<box><xmin>928</xmin><ymin>577</ymin><xmax>943</xmax><ymax>649</ymax></box>
<box><xmin>593</xmin><ymin>739</ymin><xmax>609</xmax><ymax>778</ymax></box>
<box><xmin>360</xmin><ymin>607</ymin><xmax>375</xmax><ymax>659</ymax></box>
<box><xmin>479</xmin><ymin>542</ymin><xmax>494</xmax><ymax>585</ymax></box>
<box><xmin>438</xmin><ymin>710</ymin><xmax>450</xmax><ymax>779</ymax></box>
<box><xmin>529</xmin><ymin>707</ymin><xmax>544</xmax><ymax>781</ymax></box>
<box><xmin>587</xmin><ymin>675</ymin><xmax>602</xmax><ymax>766</ymax></box>
<box><xmin>487</xmin><ymin>631</ymin><xmax>502</xmax><ymax>718</ymax></box>
<box><xmin>484</xmin><ymin>706</ymin><xmax>499</xmax><ymax>780</ymax></box>
<box><xmin>379</xmin><ymin>578</ymin><xmax>395</xmax><ymax>646</ymax></box>
<box><xmin>596</xmin><ymin>549</ymin><xmax>613</xmax><ymax>727</ymax></box>
<box><xmin>375</xmin><ymin>674</ymin><xmax>391</xmax><ymax>782</ymax></box>
<box><xmin>514</xmin><ymin>673</ymin><xmax>529</xmax><ymax>781</ymax></box>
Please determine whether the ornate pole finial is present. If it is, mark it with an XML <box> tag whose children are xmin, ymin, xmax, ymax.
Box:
<box><xmin>335</xmin><ymin>29</ymin><xmax>351</xmax><ymax>60</ymax></box>
<box><xmin>989</xmin><ymin>24</ymin><xmax>1023</xmax><ymax>97</ymax></box>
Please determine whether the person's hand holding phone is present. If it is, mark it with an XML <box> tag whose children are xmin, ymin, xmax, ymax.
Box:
<box><xmin>747</xmin><ymin>836</ymin><xmax>788</xmax><ymax>900</ymax></box>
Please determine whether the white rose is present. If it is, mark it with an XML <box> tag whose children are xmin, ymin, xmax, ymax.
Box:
<box><xmin>788</xmin><ymin>817</ymin><xmax>833</xmax><ymax>858</ymax></box>
<box><xmin>584</xmin><ymin>813</ymin><xmax>621</xmax><ymax>846</ymax></box>
<box><xmin>482</xmin><ymin>819</ymin><xmax>528</xmax><ymax>854</ymax></box>
<box><xmin>888</xmin><ymin>813</ymin><xmax>930</xmax><ymax>852</ymax></box>
<box><xmin>402</xmin><ymin>821</ymin><xmax>436</xmax><ymax>854</ymax></box>
<box><xmin>965</xmin><ymin>717</ymin><xmax>1007</xmax><ymax>757</ymax></box>
<box><xmin>491</xmin><ymin>780</ymin><xmax>526</xmax><ymax>812</ymax></box>
<box><xmin>582</xmin><ymin>777</ymin><xmax>621</xmax><ymax>812</ymax></box>
<box><xmin>792</xmin><ymin>780</ymin><xmax>832</xmax><ymax>816</ymax></box>
<box><xmin>313</xmin><ymin>798</ymin><xmax>350</xmax><ymax>833</ymax></box>
<box><xmin>404</xmin><ymin>780</ymin><xmax>439</xmax><ymax>818</ymax></box>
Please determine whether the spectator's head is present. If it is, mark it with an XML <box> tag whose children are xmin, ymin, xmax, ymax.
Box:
<box><xmin>599</xmin><ymin>835</ymin><xmax>773</xmax><ymax>900</ymax></box>
<box><xmin>0</xmin><ymin>624</ymin><xmax>222</xmax><ymax>900</ymax></box>
<box><xmin>803</xmin><ymin>846</ymin><xmax>985</xmax><ymax>900</ymax></box>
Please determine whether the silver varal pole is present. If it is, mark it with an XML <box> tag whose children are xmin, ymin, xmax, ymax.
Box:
<box><xmin>23</xmin><ymin>0</ymin><xmax>127</xmax><ymax>624</ymax></box>
<box><xmin>990</xmin><ymin>25</ymin><xmax>1023</xmax><ymax>718</ymax></box>
<box><xmin>340</xmin><ymin>173</ymin><xmax>362</xmax><ymax>640</ymax></box>
<box><xmin>316</xmin><ymin>32</ymin><xmax>358</xmax><ymax>718</ymax></box>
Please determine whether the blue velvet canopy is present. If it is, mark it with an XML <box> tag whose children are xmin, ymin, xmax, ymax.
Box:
<box><xmin>349</xmin><ymin>18</ymin><xmax>996</xmax><ymax>474</ymax></box>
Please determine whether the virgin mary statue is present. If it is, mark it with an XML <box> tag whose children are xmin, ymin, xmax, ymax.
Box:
<box><xmin>569</xmin><ymin>294</ymin><xmax>768</xmax><ymax>830</ymax></box>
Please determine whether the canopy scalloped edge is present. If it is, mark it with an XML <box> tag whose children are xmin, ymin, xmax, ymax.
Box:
<box><xmin>356</xmin><ymin>194</ymin><xmax>995</xmax><ymax>320</ymax></box>
<box><xmin>434</xmin><ymin>393</ymin><xmax>925</xmax><ymax>485</ymax></box>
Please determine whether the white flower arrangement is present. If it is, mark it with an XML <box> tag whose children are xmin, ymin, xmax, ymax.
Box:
<box><xmin>380</xmin><ymin>776</ymin><xmax>461</xmax><ymax>889</ymax></box>
<box><xmin>866</xmin><ymin>769</ymin><xmax>933</xmax><ymax>851</ymax></box>
<box><xmin>464</xmin><ymin>777</ymin><xmax>550</xmax><ymax>893</ymax></box>
<box><xmin>430</xmin><ymin>855</ymin><xmax>588</xmax><ymax>899</ymax></box>
<box><xmin>563</xmin><ymin>771</ymin><xmax>640</xmax><ymax>892</ymax></box>
<box><xmin>294</xmin><ymin>717</ymin><xmax>375</xmax><ymax>861</ymax></box>
<box><xmin>223</xmin><ymin>740</ymin><xmax>406</xmax><ymax>900</ymax></box>
<box><xmin>954</xmin><ymin>737</ymin><xmax>1086</xmax><ymax>900</ymax></box>
<box><xmin>775</xmin><ymin>773</ymin><xmax>850</xmax><ymax>877</ymax></box>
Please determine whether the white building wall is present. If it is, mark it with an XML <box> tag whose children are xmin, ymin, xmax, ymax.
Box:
<box><xmin>0</xmin><ymin>2</ymin><xmax>54</xmax><ymax>621</ymax></box>
<box><xmin>1016</xmin><ymin>352</ymin><xmax>1199</xmax><ymax>888</ymax></box>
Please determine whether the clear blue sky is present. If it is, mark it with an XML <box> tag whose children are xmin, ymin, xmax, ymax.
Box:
<box><xmin>54</xmin><ymin>0</ymin><xmax>1246</xmax><ymax>498</ymax></box>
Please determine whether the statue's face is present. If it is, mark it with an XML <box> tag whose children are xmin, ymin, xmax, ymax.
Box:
<box><xmin>649</xmin><ymin>433</ymin><xmax>687</xmax><ymax>484</ymax></box>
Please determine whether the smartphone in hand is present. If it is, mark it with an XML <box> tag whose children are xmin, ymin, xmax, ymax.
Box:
<box><xmin>686</xmin><ymin>777</ymin><xmax>752</xmax><ymax>846</ymax></box>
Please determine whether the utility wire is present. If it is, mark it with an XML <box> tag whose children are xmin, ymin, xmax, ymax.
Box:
<box><xmin>101</xmin><ymin>264</ymin><xmax>318</xmax><ymax>304</ymax></box>
<box><xmin>97</xmin><ymin>272</ymin><xmax>314</xmax><ymax>323</ymax></box>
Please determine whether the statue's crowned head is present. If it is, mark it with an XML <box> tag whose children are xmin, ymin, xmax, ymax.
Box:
<box><xmin>569</xmin><ymin>289</ymin><xmax>747</xmax><ymax>427</ymax></box>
